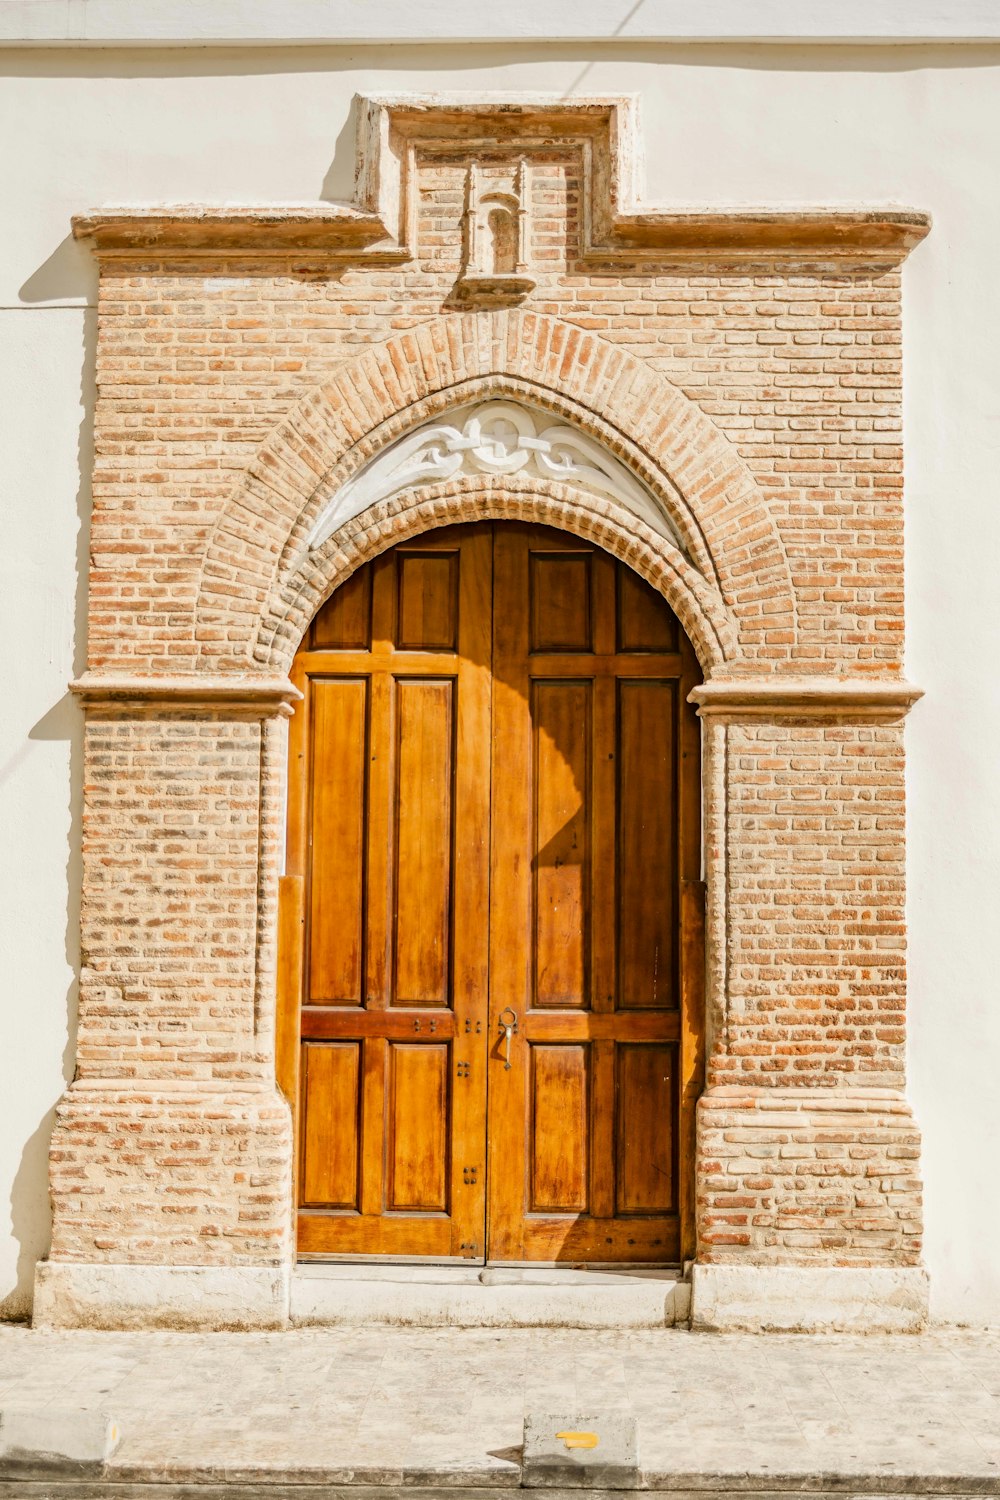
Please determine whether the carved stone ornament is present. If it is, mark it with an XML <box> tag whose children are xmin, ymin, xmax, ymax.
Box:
<box><xmin>305</xmin><ymin>401</ymin><xmax>684</xmax><ymax>557</ymax></box>
<box><xmin>453</xmin><ymin>159</ymin><xmax>535</xmax><ymax>304</ymax></box>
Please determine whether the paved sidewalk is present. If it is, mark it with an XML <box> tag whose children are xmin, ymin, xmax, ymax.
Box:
<box><xmin>1</xmin><ymin>1325</ymin><xmax>1000</xmax><ymax>1494</ymax></box>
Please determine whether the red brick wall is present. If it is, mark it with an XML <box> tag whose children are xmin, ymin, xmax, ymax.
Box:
<box><xmin>50</xmin><ymin>129</ymin><xmax>922</xmax><ymax>1274</ymax></box>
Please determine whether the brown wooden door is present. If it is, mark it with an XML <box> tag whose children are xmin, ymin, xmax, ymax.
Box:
<box><xmin>487</xmin><ymin>526</ymin><xmax>701</xmax><ymax>1263</ymax></box>
<box><xmin>284</xmin><ymin>526</ymin><xmax>492</xmax><ymax>1258</ymax></box>
<box><xmin>280</xmin><ymin>522</ymin><xmax>702</xmax><ymax>1264</ymax></box>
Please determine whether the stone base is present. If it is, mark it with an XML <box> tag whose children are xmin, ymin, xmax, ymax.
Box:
<box><xmin>32</xmin><ymin>1262</ymin><xmax>291</xmax><ymax>1331</ymax></box>
<box><xmin>291</xmin><ymin>1264</ymin><xmax>690</xmax><ymax>1329</ymax></box>
<box><xmin>31</xmin><ymin>1259</ymin><xmax>930</xmax><ymax>1334</ymax></box>
<box><xmin>690</xmin><ymin>1263</ymin><xmax>929</xmax><ymax>1333</ymax></box>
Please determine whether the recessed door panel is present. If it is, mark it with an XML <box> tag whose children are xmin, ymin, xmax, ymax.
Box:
<box><xmin>530</xmin><ymin>1044</ymin><xmax>590</xmax><ymax>1213</ymax></box>
<box><xmin>617</xmin><ymin>567</ymin><xmax>678</xmax><ymax>653</ymax></box>
<box><xmin>396</xmin><ymin>550</ymin><xmax>459</xmax><ymax>650</ymax></box>
<box><xmin>616</xmin><ymin>1043</ymin><xmax>675</xmax><ymax>1214</ymax></box>
<box><xmin>311</xmin><ymin>568</ymin><xmax>372</xmax><ymax>651</ymax></box>
<box><xmin>300</xmin><ymin>1041</ymin><xmax>361</xmax><ymax>1209</ymax></box>
<box><xmin>618</xmin><ymin>680</ymin><xmax>676</xmax><ymax>1010</ymax></box>
<box><xmin>533</xmin><ymin>680</ymin><xmax>591</xmax><ymax>1009</ymax></box>
<box><xmin>308</xmin><ymin>679</ymin><xmax>367</xmax><ymax>1006</ymax></box>
<box><xmin>393</xmin><ymin>679</ymin><xmax>454</xmax><ymax>1007</ymax></box>
<box><xmin>387</xmin><ymin>1043</ymin><xmax>450</xmax><ymax>1212</ymax></box>
<box><xmin>530</xmin><ymin>551</ymin><xmax>593</xmax><ymax>651</ymax></box>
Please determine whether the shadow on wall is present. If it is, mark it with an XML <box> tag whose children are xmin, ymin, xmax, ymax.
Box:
<box><xmin>1</xmin><ymin>1110</ymin><xmax>63</xmax><ymax>1321</ymax></box>
<box><xmin>0</xmin><ymin>40</ymin><xmax>990</xmax><ymax>84</ymax></box>
<box><xmin>19</xmin><ymin>234</ymin><xmax>95</xmax><ymax>306</ymax></box>
<box><xmin>0</xmin><ymin>292</ymin><xmax>94</xmax><ymax>1319</ymax></box>
<box><xmin>319</xmin><ymin>96</ymin><xmax>359</xmax><ymax>203</ymax></box>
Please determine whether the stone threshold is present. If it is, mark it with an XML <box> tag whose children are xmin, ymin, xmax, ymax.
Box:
<box><xmin>291</xmin><ymin>1262</ymin><xmax>690</xmax><ymax>1329</ymax></box>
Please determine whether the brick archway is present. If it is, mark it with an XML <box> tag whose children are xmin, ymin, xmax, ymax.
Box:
<box><xmin>195</xmin><ymin>311</ymin><xmax>795</xmax><ymax>674</ymax></box>
<box><xmin>260</xmin><ymin>473</ymin><xmax>737</xmax><ymax>677</ymax></box>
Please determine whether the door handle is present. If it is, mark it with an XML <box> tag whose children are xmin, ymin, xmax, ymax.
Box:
<box><xmin>498</xmin><ymin>1007</ymin><xmax>518</xmax><ymax>1070</ymax></box>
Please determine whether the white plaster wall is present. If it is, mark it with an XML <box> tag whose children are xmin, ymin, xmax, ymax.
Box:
<box><xmin>1</xmin><ymin>42</ymin><xmax>997</xmax><ymax>1323</ymax></box>
<box><xmin>0</xmin><ymin>307</ymin><xmax>88</xmax><ymax>1318</ymax></box>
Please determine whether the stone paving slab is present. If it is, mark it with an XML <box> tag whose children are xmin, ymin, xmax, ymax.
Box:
<box><xmin>0</xmin><ymin>1326</ymin><xmax>999</xmax><ymax>1495</ymax></box>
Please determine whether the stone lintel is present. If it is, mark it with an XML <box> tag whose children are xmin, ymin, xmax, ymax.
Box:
<box><xmin>690</xmin><ymin>676</ymin><xmax>923</xmax><ymax>720</ymax></box>
<box><xmin>70</xmin><ymin>673</ymin><xmax>302</xmax><ymax>715</ymax></box>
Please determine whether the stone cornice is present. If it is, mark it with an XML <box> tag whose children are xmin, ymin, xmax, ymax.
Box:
<box><xmin>72</xmin><ymin>97</ymin><xmax>931</xmax><ymax>266</ymax></box>
<box><xmin>71</xmin><ymin>202</ymin><xmax>931</xmax><ymax>265</ymax></box>
<box><xmin>70</xmin><ymin>674</ymin><xmax>302</xmax><ymax>715</ymax></box>
<box><xmin>690</xmin><ymin>678</ymin><xmax>923</xmax><ymax>721</ymax></box>
<box><xmin>71</xmin><ymin>204</ymin><xmax>396</xmax><ymax>258</ymax></box>
<box><xmin>588</xmin><ymin>207</ymin><xmax>930</xmax><ymax>259</ymax></box>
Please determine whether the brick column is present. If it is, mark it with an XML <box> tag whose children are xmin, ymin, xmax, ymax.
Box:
<box><xmin>34</xmin><ymin>679</ymin><xmax>296</xmax><ymax>1330</ymax></box>
<box><xmin>690</xmin><ymin>680</ymin><xmax>928</xmax><ymax>1332</ymax></box>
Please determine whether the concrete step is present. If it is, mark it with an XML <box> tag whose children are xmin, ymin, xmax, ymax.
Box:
<box><xmin>290</xmin><ymin>1263</ymin><xmax>690</xmax><ymax>1328</ymax></box>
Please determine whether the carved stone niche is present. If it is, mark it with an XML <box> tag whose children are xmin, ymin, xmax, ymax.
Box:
<box><xmin>453</xmin><ymin>157</ymin><xmax>535</xmax><ymax>305</ymax></box>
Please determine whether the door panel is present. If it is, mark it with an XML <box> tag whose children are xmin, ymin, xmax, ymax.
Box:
<box><xmin>386</xmin><ymin>1042</ymin><xmax>450</xmax><ymax>1212</ymax></box>
<box><xmin>487</xmin><ymin>524</ymin><xmax>699</xmax><ymax>1264</ymax></box>
<box><xmin>615</xmin><ymin>1043</ymin><xmax>675</xmax><ymax>1214</ymax></box>
<box><xmin>300</xmin><ymin>1041</ymin><xmax>361</xmax><ymax>1209</ymax></box>
<box><xmin>530</xmin><ymin>1044</ymin><xmax>590</xmax><ymax>1212</ymax></box>
<box><xmin>396</xmin><ymin>548</ymin><xmax>459</xmax><ymax>651</ymax></box>
<box><xmin>529</xmin><ymin>550</ymin><xmax>594</xmax><ymax>651</ymax></box>
<box><xmin>307</xmin><ymin>678</ymin><xmax>367</xmax><ymax>1006</ymax></box>
<box><xmin>617</xmin><ymin>680</ymin><xmax>676</xmax><ymax>1008</ymax></box>
<box><xmin>311</xmin><ymin>565</ymin><xmax>373</xmax><ymax>650</ymax></box>
<box><xmin>287</xmin><ymin>526</ymin><xmax>491</xmax><ymax>1259</ymax></box>
<box><xmin>282</xmin><ymin>520</ymin><xmax>702</xmax><ymax>1265</ymax></box>
<box><xmin>392</xmin><ymin>678</ymin><xmax>454</xmax><ymax>1007</ymax></box>
<box><xmin>533</xmin><ymin>679</ymin><xmax>591</xmax><ymax>1009</ymax></box>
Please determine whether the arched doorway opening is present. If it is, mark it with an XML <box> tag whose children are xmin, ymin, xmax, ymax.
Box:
<box><xmin>278</xmin><ymin>520</ymin><xmax>704</xmax><ymax>1265</ymax></box>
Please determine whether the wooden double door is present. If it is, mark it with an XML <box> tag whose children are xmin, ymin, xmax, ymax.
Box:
<box><xmin>279</xmin><ymin>522</ymin><xmax>703</xmax><ymax>1265</ymax></box>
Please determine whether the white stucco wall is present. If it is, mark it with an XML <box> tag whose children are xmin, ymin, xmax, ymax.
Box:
<box><xmin>1</xmin><ymin>41</ymin><xmax>998</xmax><ymax>1324</ymax></box>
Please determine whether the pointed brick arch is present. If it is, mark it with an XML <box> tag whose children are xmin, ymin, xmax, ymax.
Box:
<box><xmin>195</xmin><ymin>311</ymin><xmax>795</xmax><ymax>672</ymax></box>
<box><xmin>261</xmin><ymin>473</ymin><xmax>737</xmax><ymax>675</ymax></box>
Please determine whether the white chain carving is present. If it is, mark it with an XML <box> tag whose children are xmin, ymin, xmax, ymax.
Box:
<box><xmin>306</xmin><ymin>401</ymin><xmax>683</xmax><ymax>555</ymax></box>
